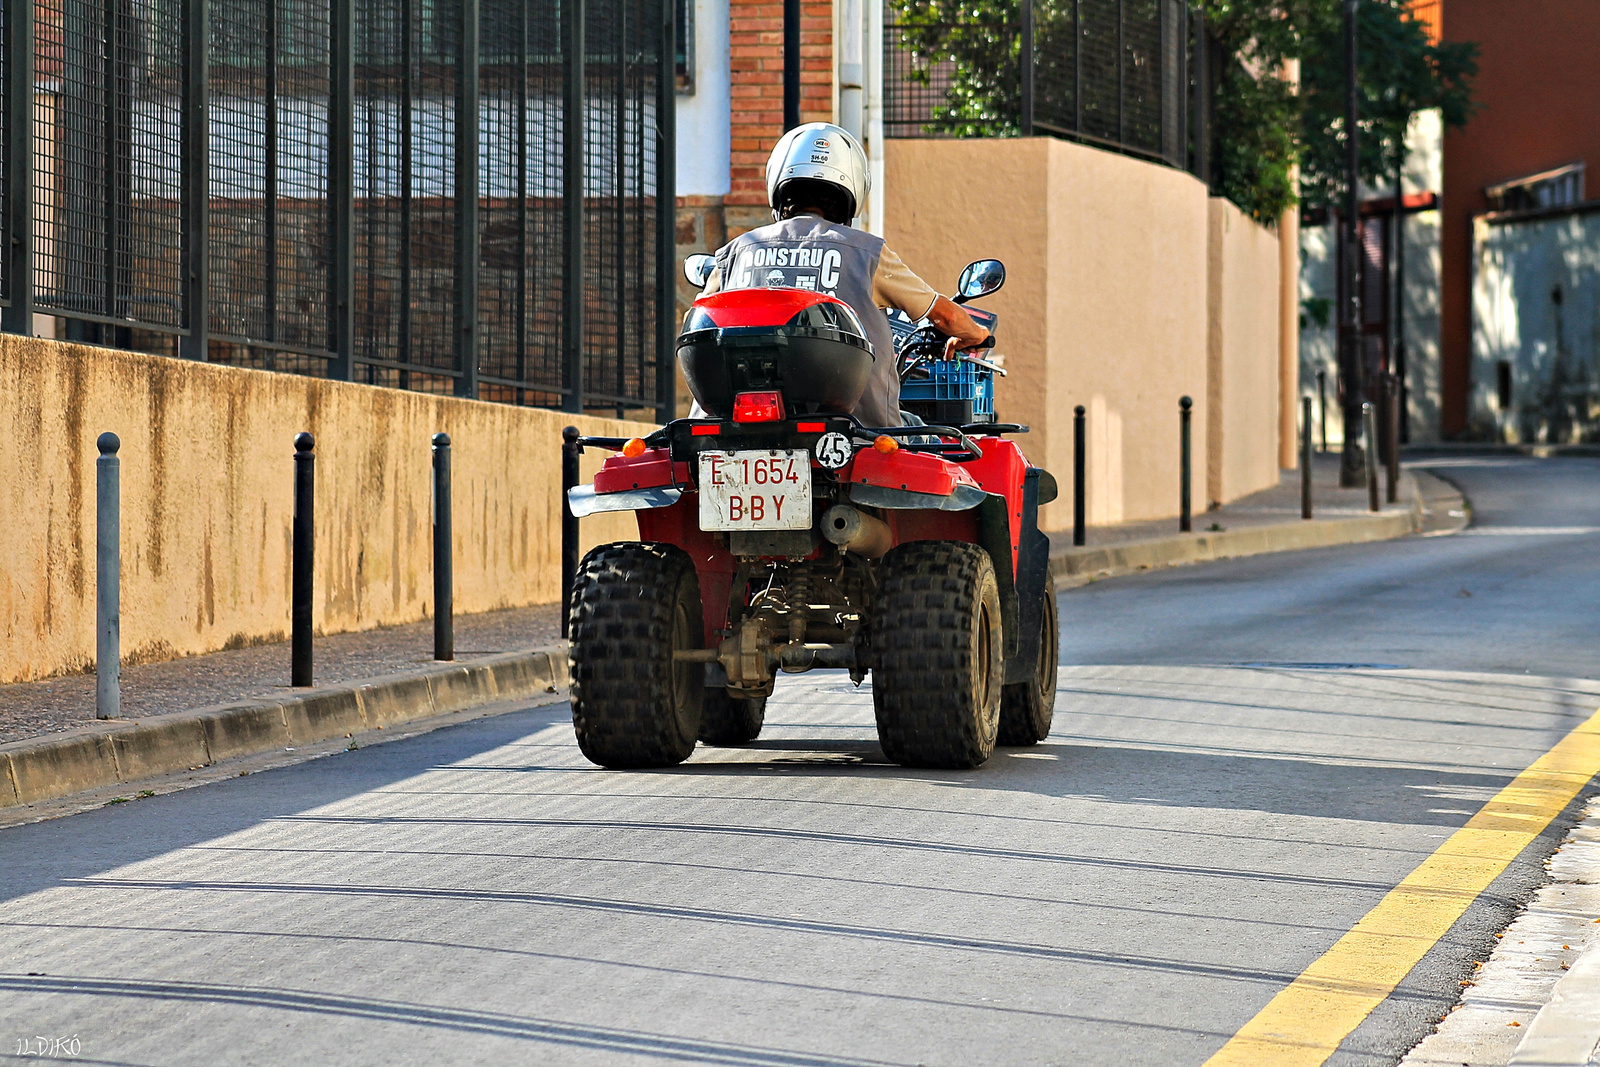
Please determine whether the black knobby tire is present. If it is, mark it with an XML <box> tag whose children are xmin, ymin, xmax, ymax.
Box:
<box><xmin>569</xmin><ymin>542</ymin><xmax>705</xmax><ymax>768</ymax></box>
<box><xmin>998</xmin><ymin>563</ymin><xmax>1059</xmax><ymax>745</ymax></box>
<box><xmin>699</xmin><ymin>689</ymin><xmax>767</xmax><ymax>746</ymax></box>
<box><xmin>870</xmin><ymin>541</ymin><xmax>1004</xmax><ymax>769</ymax></box>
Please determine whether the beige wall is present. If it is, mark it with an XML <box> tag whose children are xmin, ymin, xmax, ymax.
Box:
<box><xmin>1207</xmin><ymin>197</ymin><xmax>1285</xmax><ymax>506</ymax></box>
<box><xmin>887</xmin><ymin>136</ymin><xmax>1285</xmax><ymax>529</ymax></box>
<box><xmin>0</xmin><ymin>336</ymin><xmax>651</xmax><ymax>684</ymax></box>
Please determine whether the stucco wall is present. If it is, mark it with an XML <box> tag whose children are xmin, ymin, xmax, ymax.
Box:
<box><xmin>1208</xmin><ymin>197</ymin><xmax>1283</xmax><ymax>506</ymax></box>
<box><xmin>886</xmin><ymin>137</ymin><xmax>1279</xmax><ymax>529</ymax></box>
<box><xmin>0</xmin><ymin>336</ymin><xmax>651</xmax><ymax>684</ymax></box>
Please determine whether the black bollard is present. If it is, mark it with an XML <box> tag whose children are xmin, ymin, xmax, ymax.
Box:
<box><xmin>1300</xmin><ymin>397</ymin><xmax>1313</xmax><ymax>520</ymax></box>
<box><xmin>292</xmin><ymin>432</ymin><xmax>315</xmax><ymax>687</ymax></box>
<box><xmin>1317</xmin><ymin>370</ymin><xmax>1327</xmax><ymax>453</ymax></box>
<box><xmin>1072</xmin><ymin>404</ymin><xmax>1086</xmax><ymax>547</ymax></box>
<box><xmin>1362</xmin><ymin>403</ymin><xmax>1379</xmax><ymax>513</ymax></box>
<box><xmin>432</xmin><ymin>432</ymin><xmax>453</xmax><ymax>661</ymax></box>
<box><xmin>561</xmin><ymin>426</ymin><xmax>581</xmax><ymax>639</ymax></box>
<box><xmin>1386</xmin><ymin>373</ymin><xmax>1401</xmax><ymax>505</ymax></box>
<box><xmin>1179</xmin><ymin>396</ymin><xmax>1193</xmax><ymax>533</ymax></box>
<box><xmin>96</xmin><ymin>432</ymin><xmax>121</xmax><ymax>719</ymax></box>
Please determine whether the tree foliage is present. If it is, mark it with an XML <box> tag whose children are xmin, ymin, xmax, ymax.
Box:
<box><xmin>889</xmin><ymin>0</ymin><xmax>1478</xmax><ymax>223</ymax></box>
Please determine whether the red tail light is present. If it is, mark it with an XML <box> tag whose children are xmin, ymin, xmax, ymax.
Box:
<box><xmin>731</xmin><ymin>391</ymin><xmax>785</xmax><ymax>423</ymax></box>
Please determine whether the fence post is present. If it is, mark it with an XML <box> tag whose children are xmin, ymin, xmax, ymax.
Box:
<box><xmin>179</xmin><ymin>0</ymin><xmax>209</xmax><ymax>361</ymax></box>
<box><xmin>1300</xmin><ymin>397</ymin><xmax>1313</xmax><ymax>520</ymax></box>
<box><xmin>1072</xmin><ymin>404</ymin><xmax>1086</xmax><ymax>547</ymax></box>
<box><xmin>1019</xmin><ymin>0</ymin><xmax>1035</xmax><ymax>136</ymax></box>
<box><xmin>561</xmin><ymin>0</ymin><xmax>587</xmax><ymax>413</ymax></box>
<box><xmin>2</xmin><ymin>0</ymin><xmax>34</xmax><ymax>335</ymax></box>
<box><xmin>327</xmin><ymin>0</ymin><xmax>354</xmax><ymax>379</ymax></box>
<box><xmin>432</xmin><ymin>433</ymin><xmax>454</xmax><ymax>661</ymax></box>
<box><xmin>655</xmin><ymin>0</ymin><xmax>678</xmax><ymax>423</ymax></box>
<box><xmin>1362</xmin><ymin>402</ymin><xmax>1379</xmax><ymax>513</ymax></box>
<box><xmin>96</xmin><ymin>434</ymin><xmax>121</xmax><ymax>719</ymax></box>
<box><xmin>292</xmin><ymin>433</ymin><xmax>316</xmax><ymax>686</ymax></box>
<box><xmin>561</xmin><ymin>427</ymin><xmax>582</xmax><ymax>638</ymax></box>
<box><xmin>1386</xmin><ymin>373</ymin><xmax>1401</xmax><ymax>504</ymax></box>
<box><xmin>1179</xmin><ymin>395</ymin><xmax>1193</xmax><ymax>533</ymax></box>
<box><xmin>454</xmin><ymin>0</ymin><xmax>480</xmax><ymax>399</ymax></box>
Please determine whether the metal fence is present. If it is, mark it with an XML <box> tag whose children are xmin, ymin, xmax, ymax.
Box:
<box><xmin>885</xmin><ymin>0</ymin><xmax>1202</xmax><ymax>175</ymax></box>
<box><xmin>1</xmin><ymin>0</ymin><xmax>675</xmax><ymax>417</ymax></box>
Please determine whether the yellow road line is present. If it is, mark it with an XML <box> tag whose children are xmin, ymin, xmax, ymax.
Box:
<box><xmin>1204</xmin><ymin>704</ymin><xmax>1600</xmax><ymax>1067</ymax></box>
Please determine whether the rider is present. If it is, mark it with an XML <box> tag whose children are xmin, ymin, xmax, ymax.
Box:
<box><xmin>697</xmin><ymin>122</ymin><xmax>991</xmax><ymax>427</ymax></box>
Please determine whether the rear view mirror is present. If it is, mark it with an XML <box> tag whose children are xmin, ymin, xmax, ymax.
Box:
<box><xmin>955</xmin><ymin>259</ymin><xmax>1005</xmax><ymax>303</ymax></box>
<box><xmin>684</xmin><ymin>254</ymin><xmax>716</xmax><ymax>288</ymax></box>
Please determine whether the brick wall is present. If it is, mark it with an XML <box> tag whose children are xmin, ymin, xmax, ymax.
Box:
<box><xmin>727</xmin><ymin>0</ymin><xmax>834</xmax><ymax>235</ymax></box>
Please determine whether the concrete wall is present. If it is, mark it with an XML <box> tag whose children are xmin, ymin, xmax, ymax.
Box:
<box><xmin>1470</xmin><ymin>205</ymin><xmax>1600</xmax><ymax>443</ymax></box>
<box><xmin>0</xmin><ymin>337</ymin><xmax>651</xmax><ymax>684</ymax></box>
<box><xmin>885</xmin><ymin>136</ymin><xmax>1280</xmax><ymax>530</ymax></box>
<box><xmin>1208</xmin><ymin>197</ymin><xmax>1283</xmax><ymax>506</ymax></box>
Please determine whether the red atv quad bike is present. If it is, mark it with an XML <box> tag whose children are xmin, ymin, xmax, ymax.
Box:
<box><xmin>565</xmin><ymin>257</ymin><xmax>1058</xmax><ymax>770</ymax></box>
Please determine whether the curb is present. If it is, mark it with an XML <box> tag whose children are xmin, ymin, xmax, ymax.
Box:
<box><xmin>0</xmin><ymin>648</ymin><xmax>570</xmax><ymax>810</ymax></box>
<box><xmin>1050</xmin><ymin>470</ymin><xmax>1464</xmax><ymax>586</ymax></box>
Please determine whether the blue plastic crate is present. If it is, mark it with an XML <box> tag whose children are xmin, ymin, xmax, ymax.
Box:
<box><xmin>901</xmin><ymin>358</ymin><xmax>996</xmax><ymax>421</ymax></box>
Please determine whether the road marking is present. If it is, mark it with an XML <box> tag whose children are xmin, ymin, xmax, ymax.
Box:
<box><xmin>1204</xmin><ymin>704</ymin><xmax>1600</xmax><ymax>1067</ymax></box>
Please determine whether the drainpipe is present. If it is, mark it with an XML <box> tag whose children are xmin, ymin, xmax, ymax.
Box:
<box><xmin>862</xmin><ymin>0</ymin><xmax>885</xmax><ymax>235</ymax></box>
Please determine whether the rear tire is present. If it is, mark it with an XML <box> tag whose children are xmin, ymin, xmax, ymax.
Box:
<box><xmin>699</xmin><ymin>689</ymin><xmax>766</xmax><ymax>745</ymax></box>
<box><xmin>998</xmin><ymin>563</ymin><xmax>1058</xmax><ymax>745</ymax></box>
<box><xmin>870</xmin><ymin>541</ymin><xmax>1003</xmax><ymax>769</ymax></box>
<box><xmin>569</xmin><ymin>542</ymin><xmax>704</xmax><ymax>768</ymax></box>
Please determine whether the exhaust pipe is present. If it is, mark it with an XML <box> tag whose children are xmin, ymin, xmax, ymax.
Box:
<box><xmin>821</xmin><ymin>505</ymin><xmax>892</xmax><ymax>558</ymax></box>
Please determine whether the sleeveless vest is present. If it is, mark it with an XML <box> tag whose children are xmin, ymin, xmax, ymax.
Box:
<box><xmin>714</xmin><ymin>216</ymin><xmax>901</xmax><ymax>427</ymax></box>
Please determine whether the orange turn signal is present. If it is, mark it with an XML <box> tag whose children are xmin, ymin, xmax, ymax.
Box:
<box><xmin>621</xmin><ymin>437</ymin><xmax>647</xmax><ymax>458</ymax></box>
<box><xmin>873</xmin><ymin>435</ymin><xmax>899</xmax><ymax>454</ymax></box>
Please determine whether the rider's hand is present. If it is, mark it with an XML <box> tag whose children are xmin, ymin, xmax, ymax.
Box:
<box><xmin>925</xmin><ymin>295</ymin><xmax>991</xmax><ymax>351</ymax></box>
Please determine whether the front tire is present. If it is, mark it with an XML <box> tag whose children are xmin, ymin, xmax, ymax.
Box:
<box><xmin>569</xmin><ymin>542</ymin><xmax>704</xmax><ymax>768</ymax></box>
<box><xmin>998</xmin><ymin>563</ymin><xmax>1058</xmax><ymax>745</ymax></box>
<box><xmin>870</xmin><ymin>541</ymin><xmax>1003</xmax><ymax>769</ymax></box>
<box><xmin>700</xmin><ymin>689</ymin><xmax>766</xmax><ymax>745</ymax></box>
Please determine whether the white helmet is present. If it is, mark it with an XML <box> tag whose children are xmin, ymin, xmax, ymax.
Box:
<box><xmin>765</xmin><ymin>122</ymin><xmax>870</xmax><ymax>224</ymax></box>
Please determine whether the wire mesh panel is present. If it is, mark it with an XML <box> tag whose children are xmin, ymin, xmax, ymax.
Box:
<box><xmin>579</xmin><ymin>0</ymin><xmax>658</xmax><ymax>413</ymax></box>
<box><xmin>477</xmin><ymin>0</ymin><xmax>563</xmax><ymax>405</ymax></box>
<box><xmin>208</xmin><ymin>0</ymin><xmax>333</xmax><ymax>372</ymax></box>
<box><xmin>886</xmin><ymin>0</ymin><xmax>1190</xmax><ymax>171</ymax></box>
<box><xmin>4</xmin><ymin>0</ymin><xmax>673</xmax><ymax>414</ymax></box>
<box><xmin>35</xmin><ymin>0</ymin><xmax>186</xmax><ymax>337</ymax></box>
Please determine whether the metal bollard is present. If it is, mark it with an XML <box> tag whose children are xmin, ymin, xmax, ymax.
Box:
<box><xmin>292</xmin><ymin>432</ymin><xmax>316</xmax><ymax>687</ymax></box>
<box><xmin>1385</xmin><ymin>373</ymin><xmax>1401</xmax><ymax>504</ymax></box>
<box><xmin>1300</xmin><ymin>397</ymin><xmax>1313</xmax><ymax>521</ymax></box>
<box><xmin>1072</xmin><ymin>404</ymin><xmax>1086</xmax><ymax>547</ymax></box>
<box><xmin>432</xmin><ymin>432</ymin><xmax>453</xmax><ymax>661</ymax></box>
<box><xmin>1362</xmin><ymin>403</ymin><xmax>1379</xmax><ymax>513</ymax></box>
<box><xmin>1317</xmin><ymin>370</ymin><xmax>1327</xmax><ymax>453</ymax></box>
<box><xmin>96</xmin><ymin>433</ymin><xmax>121</xmax><ymax>719</ymax></box>
<box><xmin>561</xmin><ymin>426</ymin><xmax>581</xmax><ymax>639</ymax></box>
<box><xmin>1179</xmin><ymin>396</ymin><xmax>1193</xmax><ymax>533</ymax></box>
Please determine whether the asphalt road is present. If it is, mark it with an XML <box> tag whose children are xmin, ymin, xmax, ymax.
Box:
<box><xmin>3</xmin><ymin>454</ymin><xmax>1598</xmax><ymax>1067</ymax></box>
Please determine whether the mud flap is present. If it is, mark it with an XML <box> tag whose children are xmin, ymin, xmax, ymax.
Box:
<box><xmin>1005</xmin><ymin>468</ymin><xmax>1052</xmax><ymax>686</ymax></box>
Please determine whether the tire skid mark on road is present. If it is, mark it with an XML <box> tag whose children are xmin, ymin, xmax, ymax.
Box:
<box><xmin>0</xmin><ymin>974</ymin><xmax>895</xmax><ymax>1066</ymax></box>
<box><xmin>237</xmin><ymin>814</ymin><xmax>1402</xmax><ymax>891</ymax></box>
<box><xmin>1203</xmin><ymin>704</ymin><xmax>1600</xmax><ymax>1067</ymax></box>
<box><xmin>56</xmin><ymin>877</ymin><xmax>1325</xmax><ymax>986</ymax></box>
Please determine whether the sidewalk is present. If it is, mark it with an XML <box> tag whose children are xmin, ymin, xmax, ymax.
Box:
<box><xmin>0</xmin><ymin>603</ymin><xmax>562</xmax><ymax>745</ymax></box>
<box><xmin>1048</xmin><ymin>452</ymin><xmax>1464</xmax><ymax>584</ymax></box>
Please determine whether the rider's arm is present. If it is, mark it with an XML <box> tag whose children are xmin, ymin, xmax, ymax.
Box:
<box><xmin>874</xmin><ymin>246</ymin><xmax>991</xmax><ymax>351</ymax></box>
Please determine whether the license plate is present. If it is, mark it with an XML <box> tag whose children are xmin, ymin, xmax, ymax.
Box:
<box><xmin>698</xmin><ymin>450</ymin><xmax>812</xmax><ymax>531</ymax></box>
